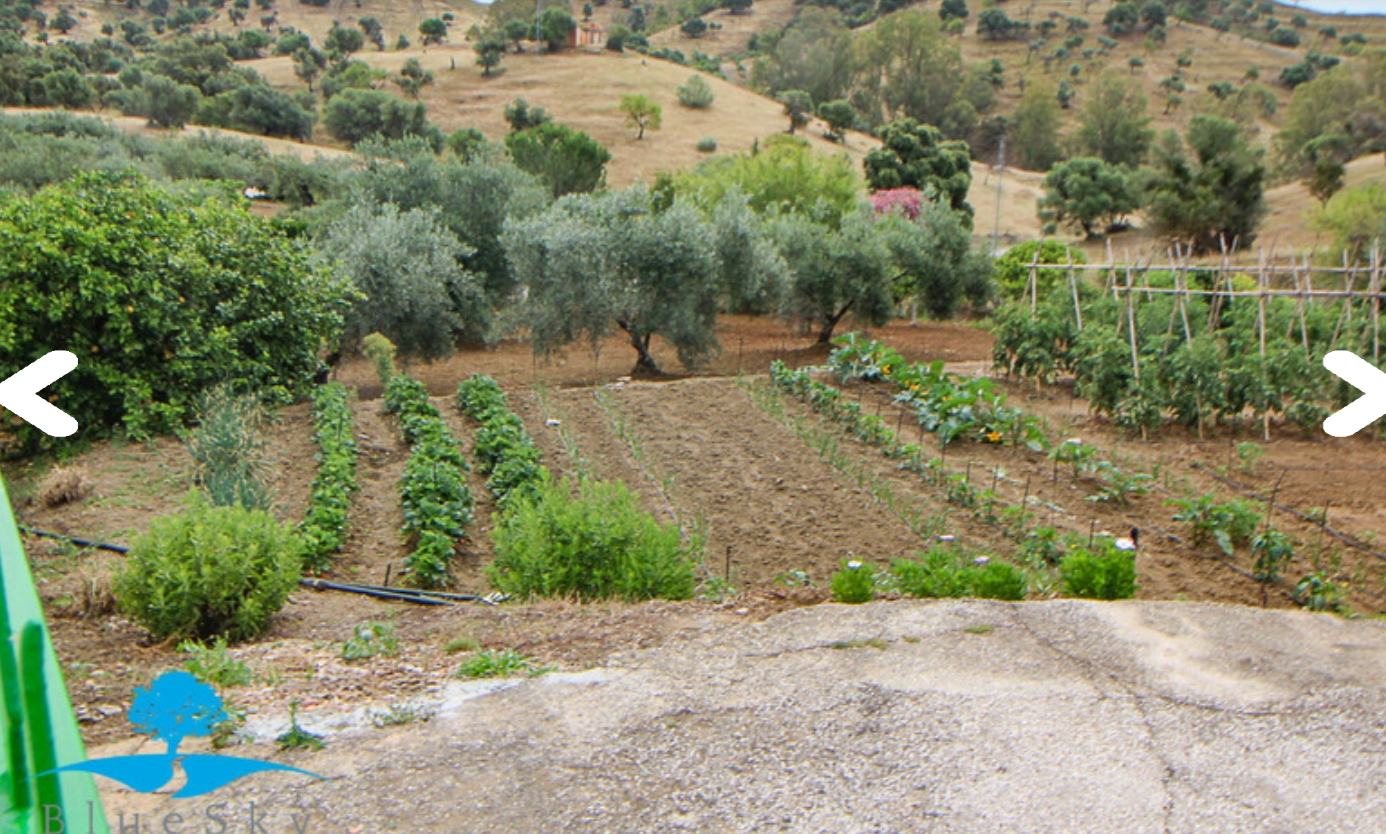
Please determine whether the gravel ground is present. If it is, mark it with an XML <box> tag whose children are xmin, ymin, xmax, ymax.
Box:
<box><xmin>95</xmin><ymin>599</ymin><xmax>1386</xmax><ymax>833</ymax></box>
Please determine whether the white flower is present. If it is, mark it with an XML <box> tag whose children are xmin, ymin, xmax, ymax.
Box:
<box><xmin>847</xmin><ymin>560</ymin><xmax>863</xmax><ymax>570</ymax></box>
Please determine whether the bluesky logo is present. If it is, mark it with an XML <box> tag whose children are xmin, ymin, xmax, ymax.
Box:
<box><xmin>38</xmin><ymin>671</ymin><xmax>322</xmax><ymax>798</ymax></box>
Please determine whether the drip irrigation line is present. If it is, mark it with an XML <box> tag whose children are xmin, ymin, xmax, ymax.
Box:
<box><xmin>1191</xmin><ymin>462</ymin><xmax>1386</xmax><ymax>565</ymax></box>
<box><xmin>300</xmin><ymin>578</ymin><xmax>455</xmax><ymax>605</ymax></box>
<box><xmin>18</xmin><ymin>525</ymin><xmax>129</xmax><ymax>553</ymax></box>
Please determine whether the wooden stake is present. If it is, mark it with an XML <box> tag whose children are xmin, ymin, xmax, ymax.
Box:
<box><xmin>1067</xmin><ymin>247</ymin><xmax>1083</xmax><ymax>332</ymax></box>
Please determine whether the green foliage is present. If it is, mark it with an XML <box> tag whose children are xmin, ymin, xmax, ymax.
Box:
<box><xmin>505</xmin><ymin>186</ymin><xmax>721</xmax><ymax>373</ymax></box>
<box><xmin>1311</xmin><ymin>182</ymin><xmax>1386</xmax><ymax>258</ymax></box>
<box><xmin>1294</xmin><ymin>572</ymin><xmax>1343</xmax><ymax>613</ymax></box>
<box><xmin>695</xmin><ymin>136</ymin><xmax>718</xmax><ymax>153</ymax></box>
<box><xmin>456</xmin><ymin>374</ymin><xmax>548</xmax><ymax>509</ymax></box>
<box><xmin>1059</xmin><ymin>546</ymin><xmax>1136</xmax><ymax>599</ymax></box>
<box><xmin>457</xmin><ymin>649</ymin><xmax>554</xmax><ymax>678</ymax></box>
<box><xmin>180</xmin><ymin>637</ymin><xmax>254</xmax><ymax>688</ymax></box>
<box><xmin>196</xmin><ymin>84</ymin><xmax>314</xmax><ymax>141</ymax></box>
<box><xmin>341</xmin><ymin>622</ymin><xmax>400</xmax><ymax>661</ymax></box>
<box><xmin>993</xmin><ymin>241</ymin><xmax>1085</xmax><ymax>302</ymax></box>
<box><xmin>132</xmin><ymin>74</ymin><xmax>202</xmax><ymax>128</ymax></box>
<box><xmin>384</xmin><ymin>376</ymin><xmax>474</xmax><ymax>588</ymax></box>
<box><xmin>893</xmin><ymin>549</ymin><xmax>1026</xmax><ymax>600</ymax></box>
<box><xmin>830</xmin><ymin>560</ymin><xmax>876</xmax><ymax>603</ymax></box>
<box><xmin>863</xmin><ymin>118</ymin><xmax>973</xmax><ymax>222</ymax></box>
<box><xmin>341</xmin><ymin>137</ymin><xmax>550</xmax><ymax>304</ymax></box>
<box><xmin>670</xmin><ymin>133</ymin><xmax>860</xmax><ymax>223</ymax></box>
<box><xmin>620</xmin><ymin>93</ymin><xmax>662</xmax><ymax>139</ymax></box>
<box><xmin>475</xmin><ymin>34</ymin><xmax>506</xmax><ymax>76</ymax></box>
<box><xmin>1012</xmin><ymin>81</ymin><xmax>1063</xmax><ymax>171</ymax></box>
<box><xmin>1139</xmin><ymin>116</ymin><xmax>1266</xmax><ymax>253</ymax></box>
<box><xmin>505</xmin><ymin>122</ymin><xmax>610</xmax><ymax>197</ymax></box>
<box><xmin>324</xmin><ymin>202</ymin><xmax>489</xmax><ymax>358</ymax></box>
<box><xmin>677</xmin><ymin>74</ymin><xmax>715</xmax><ymax>108</ymax></box>
<box><xmin>362</xmin><ymin>333</ymin><xmax>397</xmax><ymax>387</ymax></box>
<box><xmin>749</xmin><ymin>7</ymin><xmax>855</xmax><ymax>106</ymax></box>
<box><xmin>538</xmin><ymin>7</ymin><xmax>576</xmax><ymax>49</ymax></box>
<box><xmin>1076</xmin><ymin>74</ymin><xmax>1153</xmax><ymax>168</ymax></box>
<box><xmin>777</xmin><ymin>89</ymin><xmax>814</xmax><ymax>133</ymax></box>
<box><xmin>323</xmin><ymin>89</ymin><xmax>442</xmax><ymax>149</ymax></box>
<box><xmin>419</xmin><ymin>17</ymin><xmax>449</xmax><ymax>45</ymax></box>
<box><xmin>817</xmin><ymin>99</ymin><xmax>857</xmax><ymax>141</ymax></box>
<box><xmin>770</xmin><ymin>209</ymin><xmax>894</xmax><ymax>343</ymax></box>
<box><xmin>504</xmin><ymin>98</ymin><xmax>552</xmax><ymax>132</ymax></box>
<box><xmin>875</xmin><ymin>203</ymin><xmax>993</xmax><ymax>319</ymax></box>
<box><xmin>114</xmin><ymin>495</ymin><xmax>302</xmax><ymax>643</ymax></box>
<box><xmin>488</xmin><ymin>476</ymin><xmax>697</xmax><ymax>602</ymax></box>
<box><xmin>297</xmin><ymin>383</ymin><xmax>358</xmax><ymax>572</ymax></box>
<box><xmin>0</xmin><ymin>172</ymin><xmax>353</xmax><ymax>450</ymax></box>
<box><xmin>1039</xmin><ymin>158</ymin><xmax>1138</xmax><ymax>239</ymax></box>
<box><xmin>276</xmin><ymin>701</ymin><xmax>324</xmax><ymax>751</ymax></box>
<box><xmin>1250</xmin><ymin>529</ymin><xmax>1293</xmax><ymax>584</ymax></box>
<box><xmin>1169</xmin><ymin>495</ymin><xmax>1261</xmax><ymax>556</ymax></box>
<box><xmin>185</xmin><ymin>385</ymin><xmax>272</xmax><ymax>512</ymax></box>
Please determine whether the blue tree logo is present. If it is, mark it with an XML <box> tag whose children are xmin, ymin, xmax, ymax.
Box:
<box><xmin>39</xmin><ymin>671</ymin><xmax>322</xmax><ymax>798</ymax></box>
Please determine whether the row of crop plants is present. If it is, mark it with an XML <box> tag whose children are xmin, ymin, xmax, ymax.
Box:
<box><xmin>383</xmin><ymin>375</ymin><xmax>474</xmax><ymax>588</ymax></box>
<box><xmin>764</xmin><ymin>358</ymin><xmax>1137</xmax><ymax>602</ymax></box>
<box><xmin>456</xmin><ymin>374</ymin><xmax>700</xmax><ymax>602</ymax></box>
<box><xmin>770</xmin><ymin>335</ymin><xmax>1349</xmax><ymax>609</ymax></box>
<box><xmin>298</xmin><ymin>382</ymin><xmax>360</xmax><ymax>573</ymax></box>
<box><xmin>990</xmin><ymin>277</ymin><xmax>1374</xmax><ymax>437</ymax></box>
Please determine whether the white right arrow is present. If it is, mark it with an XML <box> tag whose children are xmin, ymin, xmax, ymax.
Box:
<box><xmin>1323</xmin><ymin>350</ymin><xmax>1386</xmax><ymax>438</ymax></box>
<box><xmin>0</xmin><ymin>351</ymin><xmax>79</xmax><ymax>438</ymax></box>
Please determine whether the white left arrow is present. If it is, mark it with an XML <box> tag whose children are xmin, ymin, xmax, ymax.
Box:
<box><xmin>0</xmin><ymin>351</ymin><xmax>79</xmax><ymax>437</ymax></box>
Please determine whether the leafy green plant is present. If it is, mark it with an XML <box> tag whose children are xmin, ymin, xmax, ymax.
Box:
<box><xmin>1087</xmin><ymin>462</ymin><xmax>1152</xmax><ymax>507</ymax></box>
<box><xmin>488</xmin><ymin>476</ymin><xmax>697</xmax><ymax>602</ymax></box>
<box><xmin>297</xmin><ymin>382</ymin><xmax>359</xmax><ymax>572</ymax></box>
<box><xmin>1169</xmin><ymin>495</ymin><xmax>1261</xmax><ymax>556</ymax></box>
<box><xmin>180</xmin><ymin>637</ymin><xmax>253</xmax><ymax>688</ymax></box>
<box><xmin>341</xmin><ymin>622</ymin><xmax>400</xmax><ymax>661</ymax></box>
<box><xmin>114</xmin><ymin>494</ymin><xmax>302</xmax><ymax>643</ymax></box>
<box><xmin>1060</xmin><ymin>545</ymin><xmax>1136</xmax><ymax>599</ymax></box>
<box><xmin>276</xmin><ymin>701</ymin><xmax>324</xmax><ymax>751</ymax></box>
<box><xmin>457</xmin><ymin>649</ymin><xmax>554</xmax><ymax>679</ymax></box>
<box><xmin>1235</xmin><ymin>442</ymin><xmax>1264</xmax><ymax>474</ymax></box>
<box><xmin>385</xmin><ymin>374</ymin><xmax>473</xmax><ymax>587</ymax></box>
<box><xmin>893</xmin><ymin>549</ymin><xmax>1026</xmax><ymax>601</ymax></box>
<box><xmin>830</xmin><ymin>560</ymin><xmax>876</xmax><ymax>604</ymax></box>
<box><xmin>1251</xmin><ymin>529</ymin><xmax>1294</xmax><ymax>584</ymax></box>
<box><xmin>1293</xmin><ymin>572</ymin><xmax>1343</xmax><ymax>612</ymax></box>
<box><xmin>457</xmin><ymin>375</ymin><xmax>549</xmax><ymax>509</ymax></box>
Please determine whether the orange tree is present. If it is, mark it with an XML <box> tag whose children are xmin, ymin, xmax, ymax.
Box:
<box><xmin>0</xmin><ymin>171</ymin><xmax>355</xmax><ymax>451</ymax></box>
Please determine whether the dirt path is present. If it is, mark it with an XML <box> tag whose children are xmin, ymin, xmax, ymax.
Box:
<box><xmin>92</xmin><ymin>600</ymin><xmax>1386</xmax><ymax>834</ymax></box>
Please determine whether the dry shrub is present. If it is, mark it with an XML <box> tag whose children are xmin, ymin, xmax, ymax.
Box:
<box><xmin>37</xmin><ymin>465</ymin><xmax>90</xmax><ymax>508</ymax></box>
<box><xmin>72</xmin><ymin>553</ymin><xmax>121</xmax><ymax>618</ymax></box>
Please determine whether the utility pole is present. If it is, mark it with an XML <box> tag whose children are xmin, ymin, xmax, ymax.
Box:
<box><xmin>992</xmin><ymin>134</ymin><xmax>1006</xmax><ymax>256</ymax></box>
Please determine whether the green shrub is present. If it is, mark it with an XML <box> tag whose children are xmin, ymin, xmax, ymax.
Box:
<box><xmin>830</xmin><ymin>560</ymin><xmax>876</xmax><ymax>603</ymax></box>
<box><xmin>362</xmin><ymin>332</ymin><xmax>397</xmax><ymax>387</ymax></box>
<box><xmin>1059</xmin><ymin>546</ymin><xmax>1136</xmax><ymax>599</ymax></box>
<box><xmin>893</xmin><ymin>548</ymin><xmax>1027</xmax><ymax>600</ymax></box>
<box><xmin>488</xmin><ymin>476</ymin><xmax>696</xmax><ymax>602</ymax></box>
<box><xmin>695</xmin><ymin>136</ymin><xmax>718</xmax><ymax>153</ymax></box>
<box><xmin>677</xmin><ymin>74</ymin><xmax>715</xmax><ymax>108</ymax></box>
<box><xmin>0</xmin><ymin>172</ymin><xmax>354</xmax><ymax>450</ymax></box>
<box><xmin>185</xmin><ymin>385</ymin><xmax>272</xmax><ymax>512</ymax></box>
<box><xmin>180</xmin><ymin>637</ymin><xmax>254</xmax><ymax>687</ymax></box>
<box><xmin>115</xmin><ymin>495</ymin><xmax>302</xmax><ymax>642</ymax></box>
<box><xmin>1169</xmin><ymin>494</ymin><xmax>1261</xmax><ymax>556</ymax></box>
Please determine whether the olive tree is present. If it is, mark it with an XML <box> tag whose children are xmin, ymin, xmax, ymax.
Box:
<box><xmin>769</xmin><ymin>209</ymin><xmax>895</xmax><ymax>343</ymax></box>
<box><xmin>710</xmin><ymin>191</ymin><xmax>789</xmax><ymax>315</ymax></box>
<box><xmin>504</xmin><ymin>187</ymin><xmax>721</xmax><ymax>374</ymax></box>
<box><xmin>323</xmin><ymin>203</ymin><xmax>489</xmax><ymax>360</ymax></box>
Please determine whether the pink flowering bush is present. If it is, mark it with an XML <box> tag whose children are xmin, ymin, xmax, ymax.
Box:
<box><xmin>869</xmin><ymin>187</ymin><xmax>927</xmax><ymax>221</ymax></box>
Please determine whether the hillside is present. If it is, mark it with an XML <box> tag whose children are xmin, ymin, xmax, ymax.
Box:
<box><xmin>247</xmin><ymin>44</ymin><xmax>882</xmax><ymax>187</ymax></box>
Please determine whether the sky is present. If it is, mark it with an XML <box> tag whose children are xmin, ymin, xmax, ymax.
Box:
<box><xmin>1286</xmin><ymin>0</ymin><xmax>1386</xmax><ymax>14</ymax></box>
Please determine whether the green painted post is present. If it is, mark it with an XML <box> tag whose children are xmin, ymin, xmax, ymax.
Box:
<box><xmin>0</xmin><ymin>476</ymin><xmax>108</xmax><ymax>833</ymax></box>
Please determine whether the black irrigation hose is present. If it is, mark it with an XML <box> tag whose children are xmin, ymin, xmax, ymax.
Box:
<box><xmin>299</xmin><ymin>578</ymin><xmax>456</xmax><ymax>606</ymax></box>
<box><xmin>305</xmin><ymin>578</ymin><xmax>489</xmax><ymax>603</ymax></box>
<box><xmin>18</xmin><ymin>525</ymin><xmax>129</xmax><ymax>554</ymax></box>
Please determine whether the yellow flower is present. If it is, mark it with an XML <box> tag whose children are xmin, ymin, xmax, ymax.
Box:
<box><xmin>986</xmin><ymin>430</ymin><xmax>1001</xmax><ymax>443</ymax></box>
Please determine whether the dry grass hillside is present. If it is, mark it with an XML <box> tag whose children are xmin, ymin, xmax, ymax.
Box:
<box><xmin>249</xmin><ymin>44</ymin><xmax>882</xmax><ymax>186</ymax></box>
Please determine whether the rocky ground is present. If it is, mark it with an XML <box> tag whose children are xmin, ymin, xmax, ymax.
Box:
<box><xmin>93</xmin><ymin>599</ymin><xmax>1386</xmax><ymax>834</ymax></box>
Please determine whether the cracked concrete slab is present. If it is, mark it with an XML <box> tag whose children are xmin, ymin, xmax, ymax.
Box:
<box><xmin>97</xmin><ymin>600</ymin><xmax>1386</xmax><ymax>833</ymax></box>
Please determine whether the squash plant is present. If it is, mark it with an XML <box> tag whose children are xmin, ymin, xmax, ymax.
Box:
<box><xmin>297</xmin><ymin>382</ymin><xmax>360</xmax><ymax>572</ymax></box>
